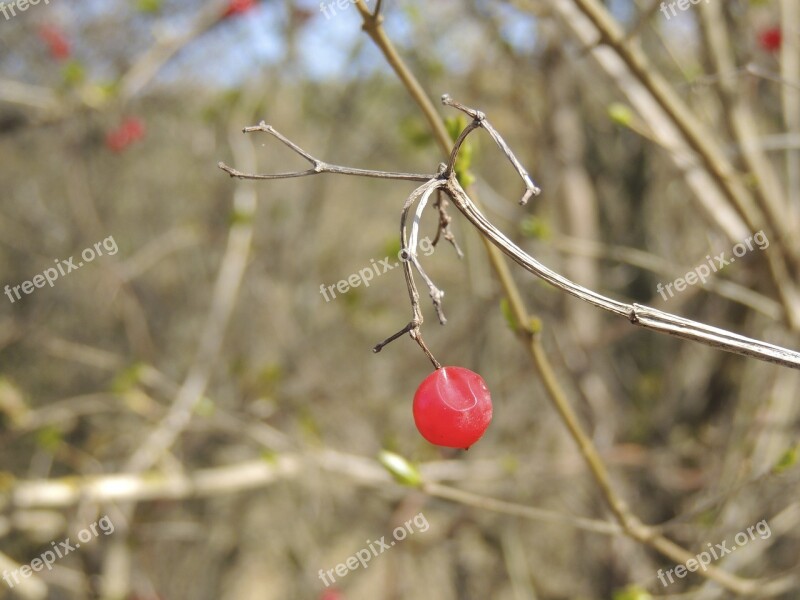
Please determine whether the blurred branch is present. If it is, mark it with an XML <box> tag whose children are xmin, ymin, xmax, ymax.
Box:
<box><xmin>0</xmin><ymin>1</ymin><xmax>228</xmax><ymax>119</ymax></box>
<box><xmin>533</xmin><ymin>2</ymin><xmax>751</xmax><ymax>239</ymax></box>
<box><xmin>0</xmin><ymin>551</ymin><xmax>47</xmax><ymax>599</ymax></box>
<box><xmin>699</xmin><ymin>2</ymin><xmax>791</xmax><ymax>258</ymax></box>
<box><xmin>3</xmin><ymin>457</ymin><xmax>303</xmax><ymax>509</ymax></box>
<box><xmin>548</xmin><ymin>235</ymin><xmax>784</xmax><ymax>320</ymax></box>
<box><xmin>219</xmin><ymin>121</ymin><xmax>433</xmax><ymax>182</ymax></box>
<box><xmin>354</xmin><ymin>0</ymin><xmax>452</xmax><ymax>155</ymax></box>
<box><xmin>125</xmin><ymin>94</ymin><xmax>262</xmax><ymax>473</ymax></box>
<box><xmin>0</xmin><ymin>79</ymin><xmax>60</xmax><ymax>114</ymax></box>
<box><xmin>622</xmin><ymin>0</ymin><xmax>664</xmax><ymax>42</ymax></box>
<box><xmin>118</xmin><ymin>1</ymin><xmax>228</xmax><ymax>102</ymax></box>
<box><xmin>3</xmin><ymin>423</ymin><xmax>794</xmax><ymax>594</ymax></box>
<box><xmin>118</xmin><ymin>226</ymin><xmax>200</xmax><ymax>282</ymax></box>
<box><xmin>780</xmin><ymin>0</ymin><xmax>800</xmax><ymax>232</ymax></box>
<box><xmin>526</xmin><ymin>0</ymin><xmax>800</xmax><ymax>329</ymax></box>
<box><xmin>0</xmin><ymin>448</ymin><xmax>617</xmax><ymax>535</ymax></box>
<box><xmin>35</xmin><ymin>334</ymin><xmax>176</xmax><ymax>398</ymax></box>
<box><xmin>423</xmin><ymin>482</ymin><xmax>620</xmax><ymax>536</ymax></box>
<box><xmin>556</xmin><ymin>0</ymin><xmax>770</xmax><ymax>238</ymax></box>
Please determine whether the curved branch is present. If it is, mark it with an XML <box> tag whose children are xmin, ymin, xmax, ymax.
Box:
<box><xmin>447</xmin><ymin>177</ymin><xmax>800</xmax><ymax>370</ymax></box>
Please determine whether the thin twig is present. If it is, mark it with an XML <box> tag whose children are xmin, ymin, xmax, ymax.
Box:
<box><xmin>442</xmin><ymin>94</ymin><xmax>541</xmax><ymax>204</ymax></box>
<box><xmin>375</xmin><ymin>177</ymin><xmax>446</xmax><ymax>367</ymax></box>
<box><xmin>218</xmin><ymin>122</ymin><xmax>433</xmax><ymax>182</ymax></box>
<box><xmin>432</xmin><ymin>190</ymin><xmax>464</xmax><ymax>258</ymax></box>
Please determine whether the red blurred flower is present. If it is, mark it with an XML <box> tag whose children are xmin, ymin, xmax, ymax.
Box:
<box><xmin>37</xmin><ymin>24</ymin><xmax>71</xmax><ymax>61</ymax></box>
<box><xmin>320</xmin><ymin>590</ymin><xmax>345</xmax><ymax>600</ymax></box>
<box><xmin>122</xmin><ymin>117</ymin><xmax>146</xmax><ymax>142</ymax></box>
<box><xmin>758</xmin><ymin>26</ymin><xmax>782</xmax><ymax>52</ymax></box>
<box><xmin>105</xmin><ymin>117</ymin><xmax>147</xmax><ymax>153</ymax></box>
<box><xmin>222</xmin><ymin>0</ymin><xmax>257</xmax><ymax>19</ymax></box>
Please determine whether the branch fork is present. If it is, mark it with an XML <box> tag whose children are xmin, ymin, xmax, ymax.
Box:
<box><xmin>219</xmin><ymin>97</ymin><xmax>800</xmax><ymax>371</ymax></box>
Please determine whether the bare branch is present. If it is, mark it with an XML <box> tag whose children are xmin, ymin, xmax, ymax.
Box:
<box><xmin>442</xmin><ymin>94</ymin><xmax>541</xmax><ymax>204</ymax></box>
<box><xmin>218</xmin><ymin>122</ymin><xmax>434</xmax><ymax>182</ymax></box>
<box><xmin>432</xmin><ymin>190</ymin><xmax>464</xmax><ymax>258</ymax></box>
<box><xmin>446</xmin><ymin>178</ymin><xmax>800</xmax><ymax>370</ymax></box>
<box><xmin>372</xmin><ymin>177</ymin><xmax>446</xmax><ymax>368</ymax></box>
<box><xmin>223</xmin><ymin>105</ymin><xmax>800</xmax><ymax>373</ymax></box>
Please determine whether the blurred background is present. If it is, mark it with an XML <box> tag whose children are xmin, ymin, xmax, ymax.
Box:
<box><xmin>1</xmin><ymin>0</ymin><xmax>799</xmax><ymax>598</ymax></box>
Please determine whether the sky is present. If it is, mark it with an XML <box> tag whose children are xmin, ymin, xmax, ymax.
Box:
<box><xmin>0</xmin><ymin>0</ymin><xmax>645</xmax><ymax>91</ymax></box>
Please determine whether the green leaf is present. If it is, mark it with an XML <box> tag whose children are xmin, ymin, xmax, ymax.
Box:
<box><xmin>445</xmin><ymin>116</ymin><xmax>477</xmax><ymax>188</ymax></box>
<box><xmin>519</xmin><ymin>215</ymin><xmax>550</xmax><ymax>239</ymax></box>
<box><xmin>398</xmin><ymin>116</ymin><xmax>433</xmax><ymax>149</ymax></box>
<box><xmin>445</xmin><ymin>115</ymin><xmax>467</xmax><ymax>143</ymax></box>
<box><xmin>608</xmin><ymin>103</ymin><xmax>634</xmax><ymax>127</ymax></box>
<box><xmin>61</xmin><ymin>61</ymin><xmax>85</xmax><ymax>86</ymax></box>
<box><xmin>110</xmin><ymin>363</ymin><xmax>145</xmax><ymax>393</ymax></box>
<box><xmin>379</xmin><ymin>450</ymin><xmax>423</xmax><ymax>487</ymax></box>
<box><xmin>613</xmin><ymin>586</ymin><xmax>652</xmax><ymax>600</ymax></box>
<box><xmin>36</xmin><ymin>426</ymin><xmax>62</xmax><ymax>452</ymax></box>
<box><xmin>384</xmin><ymin>237</ymin><xmax>402</xmax><ymax>260</ymax></box>
<box><xmin>260</xmin><ymin>449</ymin><xmax>279</xmax><ymax>464</ymax></box>
<box><xmin>194</xmin><ymin>396</ymin><xmax>215</xmax><ymax>417</ymax></box>
<box><xmin>773</xmin><ymin>444</ymin><xmax>799</xmax><ymax>473</ymax></box>
<box><xmin>136</xmin><ymin>0</ymin><xmax>162</xmax><ymax>12</ymax></box>
<box><xmin>228</xmin><ymin>208</ymin><xmax>254</xmax><ymax>226</ymax></box>
<box><xmin>257</xmin><ymin>363</ymin><xmax>282</xmax><ymax>390</ymax></box>
<box><xmin>500</xmin><ymin>298</ymin><xmax>518</xmax><ymax>332</ymax></box>
<box><xmin>500</xmin><ymin>455</ymin><xmax>518</xmax><ymax>474</ymax></box>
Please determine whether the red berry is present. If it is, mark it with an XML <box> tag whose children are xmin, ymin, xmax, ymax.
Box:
<box><xmin>413</xmin><ymin>367</ymin><xmax>493</xmax><ymax>449</ymax></box>
<box><xmin>105</xmin><ymin>117</ymin><xmax>146</xmax><ymax>153</ymax></box>
<box><xmin>121</xmin><ymin>117</ymin><xmax>146</xmax><ymax>141</ymax></box>
<box><xmin>758</xmin><ymin>27</ymin><xmax>782</xmax><ymax>53</ymax></box>
<box><xmin>105</xmin><ymin>129</ymin><xmax>129</xmax><ymax>153</ymax></box>
<box><xmin>222</xmin><ymin>0</ymin><xmax>257</xmax><ymax>18</ymax></box>
<box><xmin>37</xmin><ymin>25</ymin><xmax>71</xmax><ymax>61</ymax></box>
